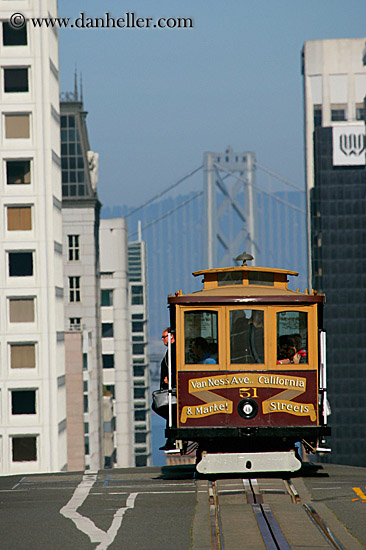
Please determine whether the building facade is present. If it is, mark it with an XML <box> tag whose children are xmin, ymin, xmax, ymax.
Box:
<box><xmin>128</xmin><ymin>236</ymin><xmax>152</xmax><ymax>466</ymax></box>
<box><xmin>60</xmin><ymin>94</ymin><xmax>104</xmax><ymax>470</ymax></box>
<box><xmin>0</xmin><ymin>3</ymin><xmax>67</xmax><ymax>473</ymax></box>
<box><xmin>100</xmin><ymin>218</ymin><xmax>134</xmax><ymax>468</ymax></box>
<box><xmin>302</xmin><ymin>38</ymin><xmax>366</xmax><ymax>465</ymax></box>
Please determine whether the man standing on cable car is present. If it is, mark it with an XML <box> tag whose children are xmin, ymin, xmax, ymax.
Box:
<box><xmin>157</xmin><ymin>328</ymin><xmax>177</xmax><ymax>451</ymax></box>
<box><xmin>160</xmin><ymin>328</ymin><xmax>176</xmax><ymax>390</ymax></box>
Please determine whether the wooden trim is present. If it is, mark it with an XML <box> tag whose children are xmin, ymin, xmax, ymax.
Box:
<box><xmin>169</xmin><ymin>295</ymin><xmax>324</xmax><ymax>305</ymax></box>
<box><xmin>175</xmin><ymin>303</ymin><xmax>320</xmax><ymax>373</ymax></box>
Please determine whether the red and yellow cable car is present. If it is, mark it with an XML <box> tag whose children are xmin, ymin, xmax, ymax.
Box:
<box><xmin>165</xmin><ymin>258</ymin><xmax>330</xmax><ymax>474</ymax></box>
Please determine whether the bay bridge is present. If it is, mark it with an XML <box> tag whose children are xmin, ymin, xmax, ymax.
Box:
<box><xmin>102</xmin><ymin>146</ymin><xmax>307</xmax><ymax>382</ymax></box>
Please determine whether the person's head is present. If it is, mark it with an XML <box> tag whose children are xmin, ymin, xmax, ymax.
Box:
<box><xmin>252</xmin><ymin>310</ymin><xmax>263</xmax><ymax>327</ymax></box>
<box><xmin>278</xmin><ymin>335</ymin><xmax>297</xmax><ymax>361</ymax></box>
<box><xmin>192</xmin><ymin>337</ymin><xmax>209</xmax><ymax>359</ymax></box>
<box><xmin>290</xmin><ymin>333</ymin><xmax>302</xmax><ymax>352</ymax></box>
<box><xmin>162</xmin><ymin>328</ymin><xmax>175</xmax><ymax>347</ymax></box>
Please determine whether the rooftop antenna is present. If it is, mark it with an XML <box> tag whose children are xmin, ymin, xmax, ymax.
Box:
<box><xmin>234</xmin><ymin>252</ymin><xmax>253</xmax><ymax>266</ymax></box>
<box><xmin>80</xmin><ymin>73</ymin><xmax>83</xmax><ymax>103</ymax></box>
<box><xmin>74</xmin><ymin>66</ymin><xmax>78</xmax><ymax>100</ymax></box>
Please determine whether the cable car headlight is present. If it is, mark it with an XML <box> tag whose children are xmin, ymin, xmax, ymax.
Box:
<box><xmin>238</xmin><ymin>399</ymin><xmax>258</xmax><ymax>419</ymax></box>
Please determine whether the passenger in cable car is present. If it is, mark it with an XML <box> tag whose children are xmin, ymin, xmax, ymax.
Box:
<box><xmin>191</xmin><ymin>337</ymin><xmax>217</xmax><ymax>364</ymax></box>
<box><xmin>291</xmin><ymin>333</ymin><xmax>307</xmax><ymax>362</ymax></box>
<box><xmin>277</xmin><ymin>335</ymin><xmax>301</xmax><ymax>364</ymax></box>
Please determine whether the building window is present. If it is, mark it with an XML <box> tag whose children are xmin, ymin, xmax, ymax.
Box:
<box><xmin>69</xmin><ymin>276</ymin><xmax>81</xmax><ymax>302</ymax></box>
<box><xmin>133</xmin><ymin>343</ymin><xmax>145</xmax><ymax>355</ymax></box>
<box><xmin>356</xmin><ymin>103</ymin><xmax>366</xmax><ymax>121</ymax></box>
<box><xmin>12</xmin><ymin>436</ymin><xmax>37</xmax><ymax>462</ymax></box>
<box><xmin>83</xmin><ymin>353</ymin><xmax>88</xmax><ymax>370</ymax></box>
<box><xmin>8</xmin><ymin>251</ymin><xmax>33</xmax><ymax>277</ymax></box>
<box><xmin>84</xmin><ymin>435</ymin><xmax>89</xmax><ymax>455</ymax></box>
<box><xmin>69</xmin><ymin>317</ymin><xmax>81</xmax><ymax>331</ymax></box>
<box><xmin>331</xmin><ymin>106</ymin><xmax>346</xmax><ymax>121</ymax></box>
<box><xmin>135</xmin><ymin>433</ymin><xmax>147</xmax><ymax>444</ymax></box>
<box><xmin>2</xmin><ymin>21</ymin><xmax>27</xmax><ymax>46</ymax></box>
<box><xmin>133</xmin><ymin>365</ymin><xmax>145</xmax><ymax>377</ymax></box>
<box><xmin>102</xmin><ymin>323</ymin><xmax>114</xmax><ymax>338</ymax></box>
<box><xmin>5</xmin><ymin>114</ymin><xmax>30</xmax><ymax>139</ymax></box>
<box><xmin>9</xmin><ymin>298</ymin><xmax>34</xmax><ymax>323</ymax></box>
<box><xmin>4</xmin><ymin>68</ymin><xmax>29</xmax><ymax>93</ymax></box>
<box><xmin>84</xmin><ymin>394</ymin><xmax>88</xmax><ymax>413</ymax></box>
<box><xmin>60</xmin><ymin>113</ymin><xmax>86</xmax><ymax>198</ymax></box>
<box><xmin>10</xmin><ymin>343</ymin><xmax>36</xmax><ymax>368</ymax></box>
<box><xmin>131</xmin><ymin>285</ymin><xmax>143</xmax><ymax>305</ymax></box>
<box><xmin>11</xmin><ymin>389</ymin><xmax>36</xmax><ymax>414</ymax></box>
<box><xmin>101</xmin><ymin>289</ymin><xmax>113</xmax><ymax>306</ymax></box>
<box><xmin>6</xmin><ymin>159</ymin><xmax>31</xmax><ymax>185</ymax></box>
<box><xmin>134</xmin><ymin>410</ymin><xmax>146</xmax><ymax>421</ymax></box>
<box><xmin>102</xmin><ymin>354</ymin><xmax>114</xmax><ymax>369</ymax></box>
<box><xmin>104</xmin><ymin>385</ymin><xmax>115</xmax><ymax>398</ymax></box>
<box><xmin>132</xmin><ymin>336</ymin><xmax>144</xmax><ymax>342</ymax></box>
<box><xmin>7</xmin><ymin>206</ymin><xmax>32</xmax><ymax>231</ymax></box>
<box><xmin>313</xmin><ymin>105</ymin><xmax>322</xmax><ymax>128</ymax></box>
<box><xmin>132</xmin><ymin>313</ymin><xmax>143</xmax><ymax>320</ymax></box>
<box><xmin>68</xmin><ymin>235</ymin><xmax>80</xmax><ymax>261</ymax></box>
<box><xmin>135</xmin><ymin>455</ymin><xmax>147</xmax><ymax>467</ymax></box>
<box><xmin>134</xmin><ymin>388</ymin><xmax>145</xmax><ymax>399</ymax></box>
<box><xmin>132</xmin><ymin>321</ymin><xmax>144</xmax><ymax>332</ymax></box>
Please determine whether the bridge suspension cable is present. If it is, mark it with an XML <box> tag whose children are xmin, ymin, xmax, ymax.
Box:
<box><xmin>125</xmin><ymin>165</ymin><xmax>203</xmax><ymax>219</ymax></box>
<box><xmin>126</xmin><ymin>158</ymin><xmax>304</xmax><ymax>240</ymax></box>
<box><xmin>216</xmin><ymin>164</ymin><xmax>305</xmax><ymax>214</ymax></box>
<box><xmin>254</xmin><ymin>162</ymin><xmax>304</xmax><ymax>192</ymax></box>
<box><xmin>128</xmin><ymin>190</ymin><xmax>203</xmax><ymax>239</ymax></box>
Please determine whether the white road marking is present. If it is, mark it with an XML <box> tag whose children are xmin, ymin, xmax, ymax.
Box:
<box><xmin>60</xmin><ymin>472</ymin><xmax>137</xmax><ymax>550</ymax></box>
<box><xmin>12</xmin><ymin>476</ymin><xmax>26</xmax><ymax>489</ymax></box>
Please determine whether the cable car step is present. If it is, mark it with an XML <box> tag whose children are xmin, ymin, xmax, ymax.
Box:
<box><xmin>196</xmin><ymin>451</ymin><xmax>301</xmax><ymax>474</ymax></box>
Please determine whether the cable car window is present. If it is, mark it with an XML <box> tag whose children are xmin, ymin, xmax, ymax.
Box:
<box><xmin>277</xmin><ymin>311</ymin><xmax>308</xmax><ymax>364</ymax></box>
<box><xmin>184</xmin><ymin>311</ymin><xmax>218</xmax><ymax>364</ymax></box>
<box><xmin>230</xmin><ymin>310</ymin><xmax>264</xmax><ymax>364</ymax></box>
<box><xmin>218</xmin><ymin>272</ymin><xmax>243</xmax><ymax>286</ymax></box>
<box><xmin>248</xmin><ymin>272</ymin><xmax>274</xmax><ymax>286</ymax></box>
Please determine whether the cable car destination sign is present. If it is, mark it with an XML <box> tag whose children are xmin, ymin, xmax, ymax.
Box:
<box><xmin>179</xmin><ymin>371</ymin><xmax>317</xmax><ymax>425</ymax></box>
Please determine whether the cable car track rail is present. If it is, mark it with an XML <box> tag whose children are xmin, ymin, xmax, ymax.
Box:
<box><xmin>205</xmin><ymin>476</ymin><xmax>348</xmax><ymax>550</ymax></box>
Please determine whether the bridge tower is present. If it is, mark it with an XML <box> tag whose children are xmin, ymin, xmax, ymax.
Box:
<box><xmin>203</xmin><ymin>147</ymin><xmax>257</xmax><ymax>268</ymax></box>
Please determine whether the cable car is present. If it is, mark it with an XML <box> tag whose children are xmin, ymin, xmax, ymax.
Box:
<box><xmin>164</xmin><ymin>255</ymin><xmax>330</xmax><ymax>474</ymax></box>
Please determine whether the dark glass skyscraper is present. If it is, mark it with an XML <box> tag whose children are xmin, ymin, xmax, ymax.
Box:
<box><xmin>311</xmin><ymin>127</ymin><xmax>366</xmax><ymax>465</ymax></box>
<box><xmin>303</xmin><ymin>38</ymin><xmax>366</xmax><ymax>466</ymax></box>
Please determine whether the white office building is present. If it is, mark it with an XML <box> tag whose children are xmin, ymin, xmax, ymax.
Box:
<box><xmin>302</xmin><ymin>38</ymin><xmax>366</xmax><ymax>283</ymax></box>
<box><xmin>100</xmin><ymin>218</ymin><xmax>134</xmax><ymax>468</ymax></box>
<box><xmin>128</xmin><ymin>236</ymin><xmax>152</xmax><ymax>466</ymax></box>
<box><xmin>60</xmin><ymin>94</ymin><xmax>104</xmax><ymax>471</ymax></box>
<box><xmin>0</xmin><ymin>2</ymin><xmax>67</xmax><ymax>473</ymax></box>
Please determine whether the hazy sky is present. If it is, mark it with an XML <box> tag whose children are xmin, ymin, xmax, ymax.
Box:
<box><xmin>59</xmin><ymin>1</ymin><xmax>366</xmax><ymax>209</ymax></box>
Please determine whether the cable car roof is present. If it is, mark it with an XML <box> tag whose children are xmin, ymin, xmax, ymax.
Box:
<box><xmin>192</xmin><ymin>266</ymin><xmax>299</xmax><ymax>277</ymax></box>
<box><xmin>168</xmin><ymin>264</ymin><xmax>324</xmax><ymax>304</ymax></box>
